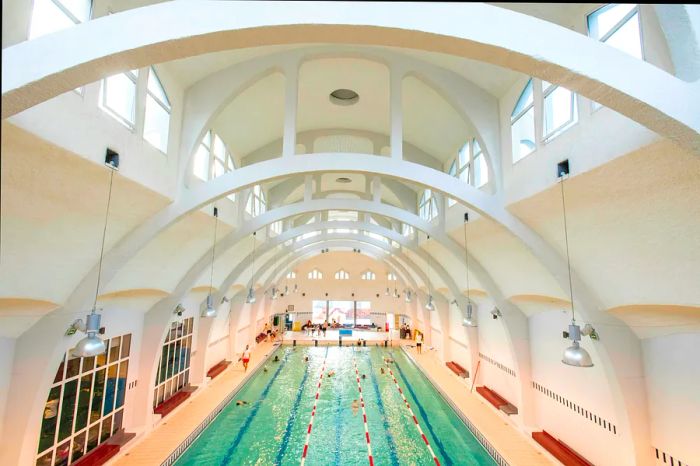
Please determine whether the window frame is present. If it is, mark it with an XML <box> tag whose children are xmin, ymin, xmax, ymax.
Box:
<box><xmin>29</xmin><ymin>0</ymin><xmax>93</xmax><ymax>40</ymax></box>
<box><xmin>100</xmin><ymin>69</ymin><xmax>139</xmax><ymax>130</ymax></box>
<box><xmin>542</xmin><ymin>82</ymin><xmax>579</xmax><ymax>142</ymax></box>
<box><xmin>143</xmin><ymin>67</ymin><xmax>171</xmax><ymax>153</ymax></box>
<box><xmin>586</xmin><ymin>4</ymin><xmax>643</xmax><ymax>60</ymax></box>
<box><xmin>510</xmin><ymin>79</ymin><xmax>536</xmax><ymax>163</ymax></box>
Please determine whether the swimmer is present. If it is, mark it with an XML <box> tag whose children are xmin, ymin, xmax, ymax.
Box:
<box><xmin>263</xmin><ymin>365</ymin><xmax>269</xmax><ymax>373</ymax></box>
<box><xmin>380</xmin><ymin>367</ymin><xmax>385</xmax><ymax>374</ymax></box>
<box><xmin>351</xmin><ymin>399</ymin><xmax>359</xmax><ymax>415</ymax></box>
<box><xmin>327</xmin><ymin>370</ymin><xmax>336</xmax><ymax>377</ymax></box>
<box><xmin>304</xmin><ymin>356</ymin><xmax>309</xmax><ymax>363</ymax></box>
<box><xmin>361</xmin><ymin>374</ymin><xmax>367</xmax><ymax>380</ymax></box>
<box><xmin>235</xmin><ymin>400</ymin><xmax>249</xmax><ymax>406</ymax></box>
<box><xmin>273</xmin><ymin>355</ymin><xmax>280</xmax><ymax>362</ymax></box>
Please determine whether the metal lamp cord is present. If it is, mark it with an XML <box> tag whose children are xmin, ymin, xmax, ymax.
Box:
<box><xmin>93</xmin><ymin>169</ymin><xmax>115</xmax><ymax>311</ymax></box>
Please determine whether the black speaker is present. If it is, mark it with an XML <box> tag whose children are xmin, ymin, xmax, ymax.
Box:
<box><xmin>557</xmin><ymin>159</ymin><xmax>570</xmax><ymax>178</ymax></box>
<box><xmin>105</xmin><ymin>148</ymin><xmax>119</xmax><ymax>169</ymax></box>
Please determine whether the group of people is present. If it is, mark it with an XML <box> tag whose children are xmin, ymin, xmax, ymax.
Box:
<box><xmin>302</xmin><ymin>320</ymin><xmax>329</xmax><ymax>337</ymax></box>
<box><xmin>399</xmin><ymin>323</ymin><xmax>412</xmax><ymax>339</ymax></box>
<box><xmin>262</xmin><ymin>322</ymin><xmax>278</xmax><ymax>341</ymax></box>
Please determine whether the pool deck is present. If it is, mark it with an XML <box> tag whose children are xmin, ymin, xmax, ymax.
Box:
<box><xmin>110</xmin><ymin>340</ymin><xmax>277</xmax><ymax>466</ymax></box>
<box><xmin>110</xmin><ymin>339</ymin><xmax>555</xmax><ymax>466</ymax></box>
<box><xmin>403</xmin><ymin>345</ymin><xmax>556</xmax><ymax>466</ymax></box>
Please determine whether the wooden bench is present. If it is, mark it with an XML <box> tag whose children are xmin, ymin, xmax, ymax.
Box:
<box><xmin>71</xmin><ymin>443</ymin><xmax>120</xmax><ymax>466</ymax></box>
<box><xmin>446</xmin><ymin>361</ymin><xmax>469</xmax><ymax>378</ymax></box>
<box><xmin>476</xmin><ymin>386</ymin><xmax>518</xmax><ymax>415</ymax></box>
<box><xmin>207</xmin><ymin>360</ymin><xmax>231</xmax><ymax>379</ymax></box>
<box><xmin>255</xmin><ymin>332</ymin><xmax>267</xmax><ymax>343</ymax></box>
<box><xmin>532</xmin><ymin>431</ymin><xmax>593</xmax><ymax>466</ymax></box>
<box><xmin>153</xmin><ymin>390</ymin><xmax>191</xmax><ymax>417</ymax></box>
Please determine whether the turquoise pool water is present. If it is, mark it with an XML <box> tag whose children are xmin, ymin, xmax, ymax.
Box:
<box><xmin>175</xmin><ymin>346</ymin><xmax>497</xmax><ymax>465</ymax></box>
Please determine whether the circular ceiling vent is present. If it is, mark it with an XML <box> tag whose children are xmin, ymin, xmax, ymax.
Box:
<box><xmin>336</xmin><ymin>177</ymin><xmax>352</xmax><ymax>184</ymax></box>
<box><xmin>329</xmin><ymin>89</ymin><xmax>359</xmax><ymax>106</ymax></box>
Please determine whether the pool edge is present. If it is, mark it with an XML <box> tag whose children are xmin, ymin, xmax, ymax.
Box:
<box><xmin>399</xmin><ymin>346</ymin><xmax>510</xmax><ymax>466</ymax></box>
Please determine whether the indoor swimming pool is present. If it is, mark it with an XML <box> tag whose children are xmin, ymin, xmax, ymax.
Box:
<box><xmin>174</xmin><ymin>346</ymin><xmax>498</xmax><ymax>465</ymax></box>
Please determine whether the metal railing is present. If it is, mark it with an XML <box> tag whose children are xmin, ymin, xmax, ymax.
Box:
<box><xmin>159</xmin><ymin>344</ymin><xmax>280</xmax><ymax>466</ymax></box>
<box><xmin>400</xmin><ymin>346</ymin><xmax>510</xmax><ymax>466</ymax></box>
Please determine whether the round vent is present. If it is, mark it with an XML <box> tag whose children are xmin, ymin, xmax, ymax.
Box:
<box><xmin>336</xmin><ymin>177</ymin><xmax>352</xmax><ymax>184</ymax></box>
<box><xmin>329</xmin><ymin>89</ymin><xmax>359</xmax><ymax>106</ymax></box>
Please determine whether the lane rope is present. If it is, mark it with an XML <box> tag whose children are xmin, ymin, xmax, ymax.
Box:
<box><xmin>353</xmin><ymin>351</ymin><xmax>374</xmax><ymax>466</ymax></box>
<box><xmin>383</xmin><ymin>356</ymin><xmax>441</xmax><ymax>466</ymax></box>
<box><xmin>300</xmin><ymin>348</ymin><xmax>329</xmax><ymax>465</ymax></box>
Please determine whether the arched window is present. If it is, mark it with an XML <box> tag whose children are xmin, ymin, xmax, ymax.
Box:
<box><xmin>402</xmin><ymin>224</ymin><xmax>414</xmax><ymax>238</ymax></box>
<box><xmin>361</xmin><ymin>270</ymin><xmax>376</xmax><ymax>280</ymax></box>
<box><xmin>100</xmin><ymin>69</ymin><xmax>139</xmax><ymax>128</ymax></box>
<box><xmin>472</xmin><ymin>139</ymin><xmax>489</xmax><ymax>187</ymax></box>
<box><xmin>36</xmin><ymin>334</ymin><xmax>131</xmax><ymax>466</ymax></box>
<box><xmin>308</xmin><ymin>269</ymin><xmax>323</xmax><ymax>280</ymax></box>
<box><xmin>511</xmin><ymin>79</ymin><xmax>535</xmax><ymax>163</ymax></box>
<box><xmin>419</xmin><ymin>189</ymin><xmax>438</xmax><ymax>221</ymax></box>
<box><xmin>587</xmin><ymin>4</ymin><xmax>642</xmax><ymax>59</ymax></box>
<box><xmin>335</xmin><ymin>269</ymin><xmax>350</xmax><ymax>280</ymax></box>
<box><xmin>245</xmin><ymin>185</ymin><xmax>266</xmax><ymax>217</ymax></box>
<box><xmin>29</xmin><ymin>0</ymin><xmax>92</xmax><ymax>40</ymax></box>
<box><xmin>286</xmin><ymin>271</ymin><xmax>296</xmax><ymax>279</ymax></box>
<box><xmin>144</xmin><ymin>67</ymin><xmax>171</xmax><ymax>153</ymax></box>
<box><xmin>387</xmin><ymin>272</ymin><xmax>397</xmax><ymax>281</ymax></box>
<box><xmin>153</xmin><ymin>318</ymin><xmax>193</xmax><ymax>410</ymax></box>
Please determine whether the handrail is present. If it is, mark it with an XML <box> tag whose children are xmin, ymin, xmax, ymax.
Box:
<box><xmin>159</xmin><ymin>344</ymin><xmax>280</xmax><ymax>466</ymax></box>
<box><xmin>400</xmin><ymin>346</ymin><xmax>509</xmax><ymax>466</ymax></box>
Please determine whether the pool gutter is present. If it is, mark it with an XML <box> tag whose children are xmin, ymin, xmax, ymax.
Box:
<box><xmin>400</xmin><ymin>346</ymin><xmax>510</xmax><ymax>466</ymax></box>
<box><xmin>159</xmin><ymin>343</ymin><xmax>281</xmax><ymax>466</ymax></box>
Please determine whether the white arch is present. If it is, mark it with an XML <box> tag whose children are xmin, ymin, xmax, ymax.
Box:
<box><xmin>3</xmin><ymin>1</ymin><xmax>698</xmax><ymax>154</ymax></box>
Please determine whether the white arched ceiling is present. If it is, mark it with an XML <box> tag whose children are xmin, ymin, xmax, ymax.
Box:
<box><xmin>297</xmin><ymin>57</ymin><xmax>390</xmax><ymax>135</ymax></box>
<box><xmin>3</xmin><ymin>2</ymin><xmax>698</xmax><ymax>154</ymax></box>
<box><xmin>212</xmin><ymin>71</ymin><xmax>285</xmax><ymax>162</ymax></box>
<box><xmin>402</xmin><ymin>74</ymin><xmax>469</xmax><ymax>161</ymax></box>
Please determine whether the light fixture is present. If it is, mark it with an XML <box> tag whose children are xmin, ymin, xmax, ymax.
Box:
<box><xmin>557</xmin><ymin>166</ymin><xmax>595</xmax><ymax>368</ymax></box>
<box><xmin>405</xmin><ymin>289</ymin><xmax>412</xmax><ymax>303</ymax></box>
<box><xmin>68</xmin><ymin>160</ymin><xmax>118</xmax><ymax>357</ymax></box>
<box><xmin>425</xmin><ymin>233</ymin><xmax>435</xmax><ymax>311</ymax></box>
<box><xmin>462</xmin><ymin>213</ymin><xmax>477</xmax><ymax>327</ymax></box>
<box><xmin>491</xmin><ymin>308</ymin><xmax>502</xmax><ymax>320</ymax></box>
<box><xmin>174</xmin><ymin>304</ymin><xmax>185</xmax><ymax>316</ymax></box>
<box><xmin>221</xmin><ymin>296</ymin><xmax>230</xmax><ymax>304</ymax></box>
<box><xmin>246</xmin><ymin>231</ymin><xmax>257</xmax><ymax>304</ymax></box>
<box><xmin>329</xmin><ymin>88</ymin><xmax>359</xmax><ymax>106</ymax></box>
<box><xmin>202</xmin><ymin>206</ymin><xmax>219</xmax><ymax>318</ymax></box>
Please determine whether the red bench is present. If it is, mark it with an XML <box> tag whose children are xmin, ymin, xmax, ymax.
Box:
<box><xmin>476</xmin><ymin>386</ymin><xmax>518</xmax><ymax>415</ymax></box>
<box><xmin>255</xmin><ymin>332</ymin><xmax>267</xmax><ymax>343</ymax></box>
<box><xmin>207</xmin><ymin>360</ymin><xmax>231</xmax><ymax>379</ymax></box>
<box><xmin>532</xmin><ymin>431</ymin><xmax>592</xmax><ymax>466</ymax></box>
<box><xmin>446</xmin><ymin>361</ymin><xmax>469</xmax><ymax>378</ymax></box>
<box><xmin>71</xmin><ymin>443</ymin><xmax>120</xmax><ymax>466</ymax></box>
<box><xmin>153</xmin><ymin>390</ymin><xmax>191</xmax><ymax>417</ymax></box>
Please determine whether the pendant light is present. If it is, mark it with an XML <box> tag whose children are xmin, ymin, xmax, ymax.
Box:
<box><xmin>202</xmin><ymin>206</ymin><xmax>219</xmax><ymax>318</ymax></box>
<box><xmin>558</xmin><ymin>171</ymin><xmax>595</xmax><ymax>367</ymax></box>
<box><xmin>462</xmin><ymin>213</ymin><xmax>477</xmax><ymax>327</ymax></box>
<box><xmin>246</xmin><ymin>231</ymin><xmax>257</xmax><ymax>304</ymax></box>
<box><xmin>405</xmin><ymin>289</ymin><xmax>412</xmax><ymax>303</ymax></box>
<box><xmin>68</xmin><ymin>164</ymin><xmax>118</xmax><ymax>357</ymax></box>
<box><xmin>425</xmin><ymin>233</ymin><xmax>435</xmax><ymax>311</ymax></box>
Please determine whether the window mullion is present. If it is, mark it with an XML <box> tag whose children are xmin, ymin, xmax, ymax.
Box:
<box><xmin>50</xmin><ymin>0</ymin><xmax>82</xmax><ymax>25</ymax></box>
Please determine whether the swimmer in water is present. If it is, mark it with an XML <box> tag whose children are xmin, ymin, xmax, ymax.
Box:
<box><xmin>263</xmin><ymin>365</ymin><xmax>269</xmax><ymax>373</ymax></box>
<box><xmin>236</xmin><ymin>400</ymin><xmax>249</xmax><ymax>406</ymax></box>
<box><xmin>351</xmin><ymin>399</ymin><xmax>359</xmax><ymax>416</ymax></box>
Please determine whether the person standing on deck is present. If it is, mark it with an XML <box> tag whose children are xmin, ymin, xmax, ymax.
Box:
<box><xmin>240</xmin><ymin>345</ymin><xmax>251</xmax><ymax>372</ymax></box>
<box><xmin>416</xmin><ymin>332</ymin><xmax>423</xmax><ymax>354</ymax></box>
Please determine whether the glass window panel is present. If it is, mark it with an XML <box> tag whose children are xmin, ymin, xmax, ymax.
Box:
<box><xmin>87</xmin><ymin>424</ymin><xmax>99</xmax><ymax>451</ymax></box>
<box><xmin>103</xmin><ymin>364</ymin><xmax>118</xmax><ymax>416</ymax></box>
<box><xmin>115</xmin><ymin>361</ymin><xmax>128</xmax><ymax>409</ymax></box>
<box><xmin>144</xmin><ymin>95</ymin><xmax>170</xmax><ymax>152</ymax></box>
<box><xmin>604</xmin><ymin>13</ymin><xmax>642</xmax><ymax>59</ymax></box>
<box><xmin>36</xmin><ymin>450</ymin><xmax>53</xmax><ymax>466</ymax></box>
<box><xmin>102</xmin><ymin>74</ymin><xmax>137</xmax><ymax>126</ymax></box>
<box><xmin>90</xmin><ymin>369</ymin><xmax>105</xmax><ymax>425</ymax></box>
<box><xmin>95</xmin><ymin>348</ymin><xmax>107</xmax><ymax>368</ymax></box>
<box><xmin>213</xmin><ymin>158</ymin><xmax>225</xmax><ymax>178</ymax></box>
<box><xmin>213</xmin><ymin>135</ymin><xmax>226</xmax><ymax>161</ymax></box>
<box><xmin>184</xmin><ymin>369</ymin><xmax>190</xmax><ymax>386</ymax></box>
<box><xmin>53</xmin><ymin>356</ymin><xmax>66</xmax><ymax>384</ymax></box>
<box><xmin>108</xmin><ymin>337</ymin><xmax>121</xmax><ymax>364</ymax></box>
<box><xmin>82</xmin><ymin>356</ymin><xmax>95</xmax><ymax>373</ymax></box>
<box><xmin>39</xmin><ymin>386</ymin><xmax>62</xmax><ymax>453</ymax></box>
<box><xmin>147</xmin><ymin>68</ymin><xmax>170</xmax><ymax>107</ymax></box>
<box><xmin>458</xmin><ymin>143</ymin><xmax>469</xmax><ymax>169</ymax></box>
<box><xmin>58</xmin><ymin>379</ymin><xmax>77</xmax><ymax>442</ymax></box>
<box><xmin>113</xmin><ymin>409</ymin><xmax>123</xmax><ymax>435</ymax></box>
<box><xmin>185</xmin><ymin>336</ymin><xmax>192</xmax><ymax>369</ymax></box>
<box><xmin>178</xmin><ymin>373</ymin><xmax>185</xmax><ymax>389</ymax></box>
<box><xmin>312</xmin><ymin>300</ymin><xmax>327</xmax><ymax>324</ymax></box>
<box><xmin>511</xmin><ymin>106</ymin><xmax>535</xmax><ymax>162</ymax></box>
<box><xmin>54</xmin><ymin>440</ymin><xmax>70</xmax><ymax>466</ymax></box>
<box><xmin>511</xmin><ymin>80</ymin><xmax>533</xmax><ymax>117</ymax></box>
<box><xmin>100</xmin><ymin>416</ymin><xmax>112</xmax><ymax>443</ymax></box>
<box><xmin>544</xmin><ymin>86</ymin><xmax>577</xmax><ymax>138</ymax></box>
<box><xmin>166</xmin><ymin>344</ymin><xmax>175</xmax><ymax>379</ymax></box>
<box><xmin>60</xmin><ymin>0</ymin><xmax>92</xmax><ymax>22</ymax></box>
<box><xmin>121</xmin><ymin>335</ymin><xmax>131</xmax><ymax>359</ymax></box>
<box><xmin>193</xmin><ymin>145</ymin><xmax>210</xmax><ymax>181</ymax></box>
<box><xmin>29</xmin><ymin>0</ymin><xmax>76</xmax><ymax>39</ymax></box>
<box><xmin>74</xmin><ymin>374</ymin><xmax>92</xmax><ymax>431</ymax></box>
<box><xmin>71</xmin><ymin>431</ymin><xmax>86</xmax><ymax>463</ymax></box>
<box><xmin>328</xmin><ymin>301</ymin><xmax>354</xmax><ymax>325</ymax></box>
<box><xmin>588</xmin><ymin>4</ymin><xmax>637</xmax><ymax>40</ymax></box>
<box><xmin>356</xmin><ymin>301</ymin><xmax>372</xmax><ymax>325</ymax></box>
<box><xmin>65</xmin><ymin>356</ymin><xmax>80</xmax><ymax>380</ymax></box>
<box><xmin>474</xmin><ymin>153</ymin><xmax>489</xmax><ymax>188</ymax></box>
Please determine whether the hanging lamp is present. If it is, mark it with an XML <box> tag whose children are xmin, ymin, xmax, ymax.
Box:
<box><xmin>68</xmin><ymin>163</ymin><xmax>119</xmax><ymax>357</ymax></box>
<box><xmin>425</xmin><ymin>233</ymin><xmax>435</xmax><ymax>311</ymax></box>
<box><xmin>246</xmin><ymin>231</ymin><xmax>257</xmax><ymax>304</ymax></box>
<box><xmin>202</xmin><ymin>206</ymin><xmax>219</xmax><ymax>318</ymax></box>
<box><xmin>558</xmin><ymin>170</ymin><xmax>595</xmax><ymax>367</ymax></box>
<box><xmin>462</xmin><ymin>213</ymin><xmax>477</xmax><ymax>327</ymax></box>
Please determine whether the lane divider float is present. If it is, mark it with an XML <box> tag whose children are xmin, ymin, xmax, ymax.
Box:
<box><xmin>353</xmin><ymin>353</ymin><xmax>374</xmax><ymax>466</ymax></box>
<box><xmin>300</xmin><ymin>351</ymin><xmax>328</xmax><ymax>465</ymax></box>
<box><xmin>384</xmin><ymin>357</ymin><xmax>441</xmax><ymax>466</ymax></box>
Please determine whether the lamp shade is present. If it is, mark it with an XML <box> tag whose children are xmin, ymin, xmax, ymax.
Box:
<box><xmin>70</xmin><ymin>312</ymin><xmax>105</xmax><ymax>358</ymax></box>
<box><xmin>562</xmin><ymin>340</ymin><xmax>594</xmax><ymax>367</ymax></box>
<box><xmin>425</xmin><ymin>294</ymin><xmax>435</xmax><ymax>311</ymax></box>
<box><xmin>246</xmin><ymin>287</ymin><xmax>256</xmax><ymax>304</ymax></box>
<box><xmin>201</xmin><ymin>294</ymin><xmax>217</xmax><ymax>318</ymax></box>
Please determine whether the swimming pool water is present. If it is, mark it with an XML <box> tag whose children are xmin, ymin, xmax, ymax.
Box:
<box><xmin>175</xmin><ymin>346</ymin><xmax>497</xmax><ymax>465</ymax></box>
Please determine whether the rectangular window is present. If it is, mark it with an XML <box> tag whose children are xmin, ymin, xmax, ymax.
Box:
<box><xmin>144</xmin><ymin>68</ymin><xmax>171</xmax><ymax>153</ymax></box>
<box><xmin>355</xmin><ymin>301</ymin><xmax>372</xmax><ymax>325</ymax></box>
<box><xmin>588</xmin><ymin>4</ymin><xmax>642</xmax><ymax>59</ymax></box>
<box><xmin>29</xmin><ymin>0</ymin><xmax>92</xmax><ymax>39</ymax></box>
<box><xmin>312</xmin><ymin>300</ymin><xmax>328</xmax><ymax>324</ymax></box>
<box><xmin>328</xmin><ymin>301</ymin><xmax>354</xmax><ymax>325</ymax></box>
<box><xmin>511</xmin><ymin>106</ymin><xmax>535</xmax><ymax>163</ymax></box>
<box><xmin>100</xmin><ymin>70</ymin><xmax>138</xmax><ymax>128</ymax></box>
<box><xmin>543</xmin><ymin>82</ymin><xmax>578</xmax><ymax>141</ymax></box>
<box><xmin>472</xmin><ymin>140</ymin><xmax>488</xmax><ymax>187</ymax></box>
